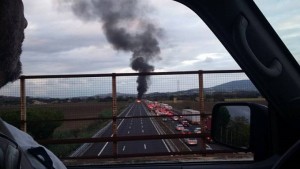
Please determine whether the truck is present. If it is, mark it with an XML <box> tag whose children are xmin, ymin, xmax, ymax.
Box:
<box><xmin>182</xmin><ymin>109</ymin><xmax>200</xmax><ymax>124</ymax></box>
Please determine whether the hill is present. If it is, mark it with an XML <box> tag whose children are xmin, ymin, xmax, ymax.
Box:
<box><xmin>210</xmin><ymin>79</ymin><xmax>258</xmax><ymax>92</ymax></box>
<box><xmin>145</xmin><ymin>79</ymin><xmax>258</xmax><ymax>98</ymax></box>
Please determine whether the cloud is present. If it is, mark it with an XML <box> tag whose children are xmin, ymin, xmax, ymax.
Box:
<box><xmin>22</xmin><ymin>0</ymin><xmax>233</xmax><ymax>76</ymax></box>
<box><xmin>21</xmin><ymin>0</ymin><xmax>299</xmax><ymax>76</ymax></box>
<box><xmin>203</xmin><ymin>57</ymin><xmax>214</xmax><ymax>63</ymax></box>
<box><xmin>181</xmin><ymin>60</ymin><xmax>199</xmax><ymax>66</ymax></box>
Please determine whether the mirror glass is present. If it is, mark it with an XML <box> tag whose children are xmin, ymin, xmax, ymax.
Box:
<box><xmin>213</xmin><ymin>105</ymin><xmax>250</xmax><ymax>149</ymax></box>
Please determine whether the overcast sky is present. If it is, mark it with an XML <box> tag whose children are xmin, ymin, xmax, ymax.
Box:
<box><xmin>2</xmin><ymin>0</ymin><xmax>299</xmax><ymax>98</ymax></box>
<box><xmin>21</xmin><ymin>0</ymin><xmax>233</xmax><ymax>75</ymax></box>
<box><xmin>20</xmin><ymin>0</ymin><xmax>299</xmax><ymax>76</ymax></box>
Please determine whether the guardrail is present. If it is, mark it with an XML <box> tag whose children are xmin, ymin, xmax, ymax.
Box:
<box><xmin>0</xmin><ymin>70</ymin><xmax>265</xmax><ymax>163</ymax></box>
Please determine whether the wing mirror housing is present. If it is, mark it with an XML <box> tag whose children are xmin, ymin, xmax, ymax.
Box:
<box><xmin>211</xmin><ymin>102</ymin><xmax>271</xmax><ymax>161</ymax></box>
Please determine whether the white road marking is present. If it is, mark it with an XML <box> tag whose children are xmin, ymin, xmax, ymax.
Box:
<box><xmin>128</xmin><ymin>131</ymin><xmax>130</xmax><ymax>134</ymax></box>
<box><xmin>142</xmin><ymin>129</ymin><xmax>144</xmax><ymax>133</ymax></box>
<box><xmin>98</xmin><ymin>142</ymin><xmax>109</xmax><ymax>156</ymax></box>
<box><xmin>144</xmin><ymin>144</ymin><xmax>147</xmax><ymax>150</ymax></box>
<box><xmin>98</xmin><ymin>104</ymin><xmax>135</xmax><ymax>156</ymax></box>
<box><xmin>147</xmin><ymin>115</ymin><xmax>171</xmax><ymax>152</ymax></box>
<box><xmin>122</xmin><ymin>146</ymin><xmax>126</xmax><ymax>151</ymax></box>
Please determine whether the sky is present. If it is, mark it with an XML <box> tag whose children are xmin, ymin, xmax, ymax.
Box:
<box><xmin>21</xmin><ymin>0</ymin><xmax>240</xmax><ymax>75</ymax></box>
<box><xmin>1</xmin><ymin>0</ymin><xmax>300</xmax><ymax>98</ymax></box>
<box><xmin>20</xmin><ymin>0</ymin><xmax>299</xmax><ymax>76</ymax></box>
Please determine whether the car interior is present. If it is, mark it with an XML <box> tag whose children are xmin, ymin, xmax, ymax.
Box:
<box><xmin>0</xmin><ymin>0</ymin><xmax>299</xmax><ymax>169</ymax></box>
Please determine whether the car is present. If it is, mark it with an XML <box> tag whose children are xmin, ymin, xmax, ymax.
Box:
<box><xmin>181</xmin><ymin>120</ymin><xmax>189</xmax><ymax>127</ymax></box>
<box><xmin>172</xmin><ymin>115</ymin><xmax>179</xmax><ymax>121</ymax></box>
<box><xmin>162</xmin><ymin>117</ymin><xmax>168</xmax><ymax>122</ymax></box>
<box><xmin>194</xmin><ymin>127</ymin><xmax>201</xmax><ymax>134</ymax></box>
<box><xmin>181</xmin><ymin>128</ymin><xmax>192</xmax><ymax>135</ymax></box>
<box><xmin>184</xmin><ymin>138</ymin><xmax>198</xmax><ymax>146</ymax></box>
<box><xmin>175</xmin><ymin>124</ymin><xmax>184</xmax><ymax>131</ymax></box>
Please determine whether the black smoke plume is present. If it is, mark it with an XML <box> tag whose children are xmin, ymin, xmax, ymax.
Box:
<box><xmin>66</xmin><ymin>0</ymin><xmax>162</xmax><ymax>99</ymax></box>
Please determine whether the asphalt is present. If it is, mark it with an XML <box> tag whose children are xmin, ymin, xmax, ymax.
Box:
<box><xmin>82</xmin><ymin>102</ymin><xmax>169</xmax><ymax>157</ymax></box>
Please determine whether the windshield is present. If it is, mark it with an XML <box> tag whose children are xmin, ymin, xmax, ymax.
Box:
<box><xmin>2</xmin><ymin>0</ymin><xmax>279</xmax><ymax>166</ymax></box>
<box><xmin>254</xmin><ymin>0</ymin><xmax>300</xmax><ymax>66</ymax></box>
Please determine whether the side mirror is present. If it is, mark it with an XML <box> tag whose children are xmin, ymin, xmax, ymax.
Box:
<box><xmin>211</xmin><ymin>102</ymin><xmax>271</xmax><ymax>161</ymax></box>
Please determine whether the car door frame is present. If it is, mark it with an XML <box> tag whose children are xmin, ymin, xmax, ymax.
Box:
<box><xmin>175</xmin><ymin>0</ymin><xmax>300</xmax><ymax>158</ymax></box>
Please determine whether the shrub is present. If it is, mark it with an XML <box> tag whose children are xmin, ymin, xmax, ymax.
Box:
<box><xmin>0</xmin><ymin>108</ymin><xmax>63</xmax><ymax>139</ymax></box>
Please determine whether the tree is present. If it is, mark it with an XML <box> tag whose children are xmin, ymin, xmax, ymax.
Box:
<box><xmin>214</xmin><ymin>106</ymin><xmax>231</xmax><ymax>141</ymax></box>
<box><xmin>228</xmin><ymin>116</ymin><xmax>250</xmax><ymax>147</ymax></box>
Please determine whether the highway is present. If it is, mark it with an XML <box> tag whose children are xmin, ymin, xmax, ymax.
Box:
<box><xmin>82</xmin><ymin>102</ymin><xmax>170</xmax><ymax>157</ymax></box>
<box><xmin>72</xmin><ymin>101</ymin><xmax>229</xmax><ymax>158</ymax></box>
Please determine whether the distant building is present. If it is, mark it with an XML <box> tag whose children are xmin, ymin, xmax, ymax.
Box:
<box><xmin>32</xmin><ymin>100</ymin><xmax>46</xmax><ymax>105</ymax></box>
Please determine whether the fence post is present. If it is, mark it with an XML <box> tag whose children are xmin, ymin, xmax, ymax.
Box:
<box><xmin>198</xmin><ymin>71</ymin><xmax>205</xmax><ymax>115</ymax></box>
<box><xmin>112</xmin><ymin>73</ymin><xmax>118</xmax><ymax>158</ymax></box>
<box><xmin>198</xmin><ymin>70</ymin><xmax>206</xmax><ymax>153</ymax></box>
<box><xmin>20</xmin><ymin>76</ymin><xmax>27</xmax><ymax>132</ymax></box>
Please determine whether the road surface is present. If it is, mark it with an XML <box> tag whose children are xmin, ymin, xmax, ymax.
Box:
<box><xmin>82</xmin><ymin>102</ymin><xmax>170</xmax><ymax>157</ymax></box>
<box><xmin>71</xmin><ymin>101</ymin><xmax>231</xmax><ymax>157</ymax></box>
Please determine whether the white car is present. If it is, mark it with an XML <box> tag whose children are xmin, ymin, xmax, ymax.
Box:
<box><xmin>175</xmin><ymin>124</ymin><xmax>184</xmax><ymax>131</ymax></box>
<box><xmin>194</xmin><ymin>127</ymin><xmax>201</xmax><ymax>134</ymax></box>
<box><xmin>184</xmin><ymin>138</ymin><xmax>198</xmax><ymax>146</ymax></box>
<box><xmin>172</xmin><ymin>116</ymin><xmax>179</xmax><ymax>121</ymax></box>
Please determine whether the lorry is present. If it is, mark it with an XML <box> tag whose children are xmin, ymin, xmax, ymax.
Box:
<box><xmin>182</xmin><ymin>109</ymin><xmax>200</xmax><ymax>124</ymax></box>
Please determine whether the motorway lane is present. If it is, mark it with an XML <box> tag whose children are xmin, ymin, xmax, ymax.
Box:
<box><xmin>163</xmin><ymin>116</ymin><xmax>232</xmax><ymax>151</ymax></box>
<box><xmin>83</xmin><ymin>102</ymin><xmax>170</xmax><ymax>157</ymax></box>
<box><xmin>82</xmin><ymin>104</ymin><xmax>134</xmax><ymax>156</ymax></box>
<box><xmin>117</xmin><ymin>102</ymin><xmax>170</xmax><ymax>155</ymax></box>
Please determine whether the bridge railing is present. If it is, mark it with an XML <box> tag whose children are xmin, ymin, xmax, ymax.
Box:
<box><xmin>0</xmin><ymin>70</ymin><xmax>265</xmax><ymax>164</ymax></box>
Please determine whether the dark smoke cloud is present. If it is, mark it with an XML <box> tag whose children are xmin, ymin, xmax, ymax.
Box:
<box><xmin>66</xmin><ymin>0</ymin><xmax>162</xmax><ymax>99</ymax></box>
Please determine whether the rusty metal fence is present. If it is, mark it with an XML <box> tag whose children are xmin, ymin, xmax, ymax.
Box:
<box><xmin>0</xmin><ymin>70</ymin><xmax>266</xmax><ymax>163</ymax></box>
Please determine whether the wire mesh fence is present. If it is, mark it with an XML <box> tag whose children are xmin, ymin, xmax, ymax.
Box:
<box><xmin>0</xmin><ymin>70</ymin><xmax>264</xmax><ymax>162</ymax></box>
